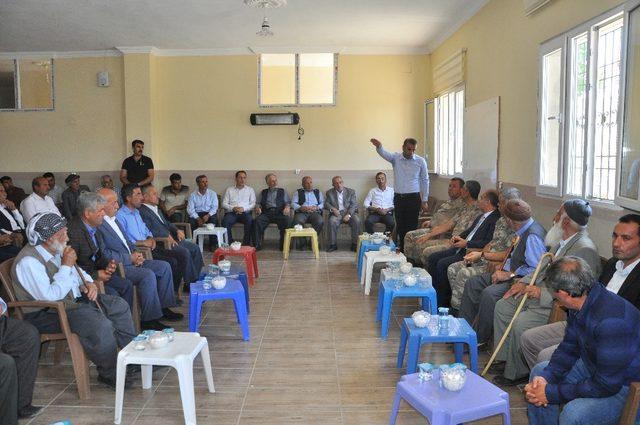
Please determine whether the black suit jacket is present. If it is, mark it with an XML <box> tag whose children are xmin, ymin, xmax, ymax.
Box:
<box><xmin>67</xmin><ymin>216</ymin><xmax>110</xmax><ymax>280</ymax></box>
<box><xmin>138</xmin><ymin>204</ymin><xmax>178</xmax><ymax>239</ymax></box>
<box><xmin>458</xmin><ymin>209</ymin><xmax>501</xmax><ymax>249</ymax></box>
<box><xmin>600</xmin><ymin>257</ymin><xmax>640</xmax><ymax>310</ymax></box>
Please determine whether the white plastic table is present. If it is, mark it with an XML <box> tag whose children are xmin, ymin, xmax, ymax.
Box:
<box><xmin>192</xmin><ymin>227</ymin><xmax>228</xmax><ymax>253</ymax></box>
<box><xmin>360</xmin><ymin>251</ymin><xmax>406</xmax><ymax>295</ymax></box>
<box><xmin>114</xmin><ymin>332</ymin><xmax>215</xmax><ymax>425</ymax></box>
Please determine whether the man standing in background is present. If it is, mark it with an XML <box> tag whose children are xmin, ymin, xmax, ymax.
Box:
<box><xmin>120</xmin><ymin>140</ymin><xmax>154</xmax><ymax>186</ymax></box>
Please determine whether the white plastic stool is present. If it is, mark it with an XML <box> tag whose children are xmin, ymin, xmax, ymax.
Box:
<box><xmin>114</xmin><ymin>332</ymin><xmax>214</xmax><ymax>425</ymax></box>
<box><xmin>192</xmin><ymin>227</ymin><xmax>228</xmax><ymax>252</ymax></box>
<box><xmin>360</xmin><ymin>251</ymin><xmax>406</xmax><ymax>295</ymax></box>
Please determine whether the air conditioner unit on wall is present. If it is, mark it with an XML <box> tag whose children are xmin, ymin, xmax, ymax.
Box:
<box><xmin>523</xmin><ymin>0</ymin><xmax>553</xmax><ymax>16</ymax></box>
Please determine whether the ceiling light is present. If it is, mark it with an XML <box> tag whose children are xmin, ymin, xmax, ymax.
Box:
<box><xmin>244</xmin><ymin>0</ymin><xmax>287</xmax><ymax>8</ymax></box>
<box><xmin>256</xmin><ymin>16</ymin><xmax>274</xmax><ymax>36</ymax></box>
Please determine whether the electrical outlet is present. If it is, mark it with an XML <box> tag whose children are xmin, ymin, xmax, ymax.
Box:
<box><xmin>295</xmin><ymin>169</ymin><xmax>301</xmax><ymax>175</ymax></box>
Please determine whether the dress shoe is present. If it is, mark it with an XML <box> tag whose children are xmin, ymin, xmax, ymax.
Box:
<box><xmin>98</xmin><ymin>374</ymin><xmax>131</xmax><ymax>389</ymax></box>
<box><xmin>326</xmin><ymin>245</ymin><xmax>337</xmax><ymax>252</ymax></box>
<box><xmin>492</xmin><ymin>374</ymin><xmax>529</xmax><ymax>387</ymax></box>
<box><xmin>141</xmin><ymin>320</ymin><xmax>168</xmax><ymax>331</ymax></box>
<box><xmin>18</xmin><ymin>405</ymin><xmax>42</xmax><ymax>419</ymax></box>
<box><xmin>255</xmin><ymin>245</ymin><xmax>263</xmax><ymax>251</ymax></box>
<box><xmin>350</xmin><ymin>243</ymin><xmax>357</xmax><ymax>252</ymax></box>
<box><xmin>487</xmin><ymin>361</ymin><xmax>506</xmax><ymax>374</ymax></box>
<box><xmin>162</xmin><ymin>308</ymin><xmax>184</xmax><ymax>321</ymax></box>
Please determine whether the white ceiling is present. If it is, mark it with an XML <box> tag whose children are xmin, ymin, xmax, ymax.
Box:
<box><xmin>0</xmin><ymin>0</ymin><xmax>489</xmax><ymax>54</ymax></box>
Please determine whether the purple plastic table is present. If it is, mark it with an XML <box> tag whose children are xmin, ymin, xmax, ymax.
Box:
<box><xmin>389</xmin><ymin>372</ymin><xmax>510</xmax><ymax>425</ymax></box>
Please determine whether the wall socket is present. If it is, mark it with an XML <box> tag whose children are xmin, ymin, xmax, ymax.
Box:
<box><xmin>295</xmin><ymin>169</ymin><xmax>301</xmax><ymax>175</ymax></box>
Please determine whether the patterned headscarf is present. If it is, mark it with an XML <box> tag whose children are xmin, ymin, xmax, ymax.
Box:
<box><xmin>26</xmin><ymin>212</ymin><xmax>67</xmax><ymax>246</ymax></box>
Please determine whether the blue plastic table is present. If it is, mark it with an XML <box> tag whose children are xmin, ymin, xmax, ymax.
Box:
<box><xmin>389</xmin><ymin>372</ymin><xmax>510</xmax><ymax>425</ymax></box>
<box><xmin>397</xmin><ymin>317</ymin><xmax>478</xmax><ymax>374</ymax></box>
<box><xmin>376</xmin><ymin>278</ymin><xmax>437</xmax><ymax>340</ymax></box>
<box><xmin>199</xmin><ymin>263</ymin><xmax>249</xmax><ymax>313</ymax></box>
<box><xmin>189</xmin><ymin>279</ymin><xmax>250</xmax><ymax>340</ymax></box>
<box><xmin>356</xmin><ymin>240</ymin><xmax>396</xmax><ymax>279</ymax></box>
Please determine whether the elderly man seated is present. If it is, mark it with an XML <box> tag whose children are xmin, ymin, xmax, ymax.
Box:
<box><xmin>490</xmin><ymin>199</ymin><xmax>600</xmax><ymax>387</ymax></box>
<box><xmin>160</xmin><ymin>173</ymin><xmax>189</xmax><ymax>223</ymax></box>
<box><xmin>61</xmin><ymin>173</ymin><xmax>90</xmax><ymax>220</ymax></box>
<box><xmin>324</xmin><ymin>176</ymin><xmax>360</xmax><ymax>252</ymax></box>
<box><xmin>96</xmin><ymin>174</ymin><xmax>122</xmax><ymax>205</ymax></box>
<box><xmin>409</xmin><ymin>180</ymin><xmax>482</xmax><ymax>267</ymax></box>
<box><xmin>363</xmin><ymin>172</ymin><xmax>395</xmax><ymax>234</ymax></box>
<box><xmin>187</xmin><ymin>175</ymin><xmax>218</xmax><ymax>248</ymax></box>
<box><xmin>20</xmin><ymin>176</ymin><xmax>61</xmax><ymax>223</ymax></box>
<box><xmin>446</xmin><ymin>187</ymin><xmax>520</xmax><ymax>311</ymax></box>
<box><xmin>253</xmin><ymin>173</ymin><xmax>292</xmax><ymax>251</ymax></box>
<box><xmin>139</xmin><ymin>184</ymin><xmax>203</xmax><ymax>289</ymax></box>
<box><xmin>526</xmin><ymin>256</ymin><xmax>640</xmax><ymax>425</ymax></box>
<box><xmin>0</xmin><ymin>185</ymin><xmax>25</xmax><ymax>262</ymax></box>
<box><xmin>0</xmin><ymin>176</ymin><xmax>27</xmax><ymax>209</ymax></box>
<box><xmin>459</xmin><ymin>199</ymin><xmax>546</xmax><ymax>346</ymax></box>
<box><xmin>427</xmin><ymin>190</ymin><xmax>501</xmax><ymax>307</ymax></box>
<box><xmin>292</xmin><ymin>176</ymin><xmax>324</xmax><ymax>250</ymax></box>
<box><xmin>12</xmin><ymin>213</ymin><xmax>137</xmax><ymax>388</ymax></box>
<box><xmin>221</xmin><ymin>171</ymin><xmax>256</xmax><ymax>246</ymax></box>
<box><xmin>403</xmin><ymin>177</ymin><xmax>465</xmax><ymax>259</ymax></box>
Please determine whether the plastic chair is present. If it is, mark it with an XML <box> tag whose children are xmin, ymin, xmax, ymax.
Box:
<box><xmin>212</xmin><ymin>246</ymin><xmax>258</xmax><ymax>285</ymax></box>
<box><xmin>397</xmin><ymin>317</ymin><xmax>478</xmax><ymax>374</ymax></box>
<box><xmin>192</xmin><ymin>227</ymin><xmax>228</xmax><ymax>253</ymax></box>
<box><xmin>357</xmin><ymin>239</ymin><xmax>397</xmax><ymax>279</ymax></box>
<box><xmin>282</xmin><ymin>228</ymin><xmax>320</xmax><ymax>260</ymax></box>
<box><xmin>389</xmin><ymin>372</ymin><xmax>510</xmax><ymax>425</ymax></box>
<box><xmin>188</xmin><ymin>279</ymin><xmax>250</xmax><ymax>341</ymax></box>
<box><xmin>114</xmin><ymin>331</ymin><xmax>214</xmax><ymax>425</ymax></box>
<box><xmin>360</xmin><ymin>251</ymin><xmax>406</xmax><ymax>295</ymax></box>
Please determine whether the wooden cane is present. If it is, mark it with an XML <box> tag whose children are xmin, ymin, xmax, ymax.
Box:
<box><xmin>74</xmin><ymin>264</ymin><xmax>105</xmax><ymax>315</ymax></box>
<box><xmin>480</xmin><ymin>252</ymin><xmax>555</xmax><ymax>377</ymax></box>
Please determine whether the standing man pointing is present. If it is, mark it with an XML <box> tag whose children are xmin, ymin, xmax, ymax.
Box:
<box><xmin>370</xmin><ymin>138</ymin><xmax>429</xmax><ymax>252</ymax></box>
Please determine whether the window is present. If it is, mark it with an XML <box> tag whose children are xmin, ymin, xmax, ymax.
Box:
<box><xmin>259</xmin><ymin>53</ymin><xmax>336</xmax><ymax>106</ymax></box>
<box><xmin>537</xmin><ymin>11</ymin><xmax>624</xmax><ymax>202</ymax></box>
<box><xmin>0</xmin><ymin>58</ymin><xmax>54</xmax><ymax>111</ymax></box>
<box><xmin>434</xmin><ymin>87</ymin><xmax>464</xmax><ymax>176</ymax></box>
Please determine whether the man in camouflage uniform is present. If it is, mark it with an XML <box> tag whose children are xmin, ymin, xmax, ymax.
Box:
<box><xmin>412</xmin><ymin>181</ymin><xmax>482</xmax><ymax>267</ymax></box>
<box><xmin>448</xmin><ymin>187</ymin><xmax>521</xmax><ymax>310</ymax></box>
<box><xmin>404</xmin><ymin>177</ymin><xmax>465</xmax><ymax>261</ymax></box>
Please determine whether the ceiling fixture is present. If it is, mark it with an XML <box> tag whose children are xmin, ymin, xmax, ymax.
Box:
<box><xmin>256</xmin><ymin>16</ymin><xmax>274</xmax><ymax>36</ymax></box>
<box><xmin>244</xmin><ymin>0</ymin><xmax>286</xmax><ymax>37</ymax></box>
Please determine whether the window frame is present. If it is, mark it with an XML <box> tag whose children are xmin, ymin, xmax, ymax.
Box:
<box><xmin>257</xmin><ymin>53</ymin><xmax>338</xmax><ymax>108</ymax></box>
<box><xmin>433</xmin><ymin>85</ymin><xmax>465</xmax><ymax>177</ymax></box>
<box><xmin>0</xmin><ymin>57</ymin><xmax>55</xmax><ymax>112</ymax></box>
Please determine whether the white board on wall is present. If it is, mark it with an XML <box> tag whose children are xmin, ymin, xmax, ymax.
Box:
<box><xmin>463</xmin><ymin>96</ymin><xmax>499</xmax><ymax>191</ymax></box>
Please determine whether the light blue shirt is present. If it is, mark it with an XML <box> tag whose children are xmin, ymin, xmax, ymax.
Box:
<box><xmin>292</xmin><ymin>189</ymin><xmax>324</xmax><ymax>211</ymax></box>
<box><xmin>187</xmin><ymin>189</ymin><xmax>218</xmax><ymax>219</ymax></box>
<box><xmin>503</xmin><ymin>218</ymin><xmax>547</xmax><ymax>277</ymax></box>
<box><xmin>116</xmin><ymin>205</ymin><xmax>153</xmax><ymax>243</ymax></box>
<box><xmin>376</xmin><ymin>146</ymin><xmax>430</xmax><ymax>202</ymax></box>
<box><xmin>0</xmin><ymin>296</ymin><xmax>6</xmax><ymax>315</ymax></box>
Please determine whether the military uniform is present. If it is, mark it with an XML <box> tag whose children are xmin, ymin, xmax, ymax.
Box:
<box><xmin>403</xmin><ymin>198</ymin><xmax>464</xmax><ymax>261</ymax></box>
<box><xmin>447</xmin><ymin>217</ymin><xmax>515</xmax><ymax>309</ymax></box>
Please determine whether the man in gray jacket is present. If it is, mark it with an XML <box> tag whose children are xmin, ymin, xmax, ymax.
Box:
<box><xmin>490</xmin><ymin>199</ymin><xmax>601</xmax><ymax>386</ymax></box>
<box><xmin>324</xmin><ymin>176</ymin><xmax>360</xmax><ymax>252</ymax></box>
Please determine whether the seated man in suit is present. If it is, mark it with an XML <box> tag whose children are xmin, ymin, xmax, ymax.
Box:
<box><xmin>253</xmin><ymin>173</ymin><xmax>292</xmax><ymax>251</ymax></box>
<box><xmin>12</xmin><ymin>213</ymin><xmax>137</xmax><ymax>389</ymax></box>
<box><xmin>0</xmin><ymin>296</ymin><xmax>42</xmax><ymax>422</ymax></box>
<box><xmin>0</xmin><ymin>185</ymin><xmax>25</xmax><ymax>262</ymax></box>
<box><xmin>0</xmin><ymin>176</ymin><xmax>27</xmax><ymax>209</ymax></box>
<box><xmin>324</xmin><ymin>176</ymin><xmax>361</xmax><ymax>252</ymax></box>
<box><xmin>160</xmin><ymin>173</ymin><xmax>189</xmax><ymax>223</ymax></box>
<box><xmin>97</xmin><ymin>188</ymin><xmax>181</xmax><ymax>330</ymax></box>
<box><xmin>67</xmin><ymin>192</ymin><xmax>134</xmax><ymax>308</ymax></box>
<box><xmin>427</xmin><ymin>189</ymin><xmax>501</xmax><ymax>307</ymax></box>
<box><xmin>221</xmin><ymin>171</ymin><xmax>256</xmax><ymax>246</ymax></box>
<box><xmin>117</xmin><ymin>184</ymin><xmax>185</xmax><ymax>293</ymax></box>
<box><xmin>60</xmin><ymin>173</ymin><xmax>90</xmax><ymax>221</ymax></box>
<box><xmin>140</xmin><ymin>184</ymin><xmax>203</xmax><ymax>289</ymax></box>
<box><xmin>363</xmin><ymin>172</ymin><xmax>395</xmax><ymax>234</ymax></box>
<box><xmin>521</xmin><ymin>213</ymin><xmax>640</xmax><ymax>372</ymax></box>
<box><xmin>20</xmin><ymin>176</ymin><xmax>61</xmax><ymax>223</ymax></box>
<box><xmin>187</xmin><ymin>175</ymin><xmax>218</xmax><ymax>248</ymax></box>
<box><xmin>292</xmin><ymin>176</ymin><xmax>324</xmax><ymax>250</ymax></box>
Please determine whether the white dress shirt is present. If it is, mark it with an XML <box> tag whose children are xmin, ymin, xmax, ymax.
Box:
<box><xmin>104</xmin><ymin>215</ymin><xmax>131</xmax><ymax>253</ymax></box>
<box><xmin>222</xmin><ymin>186</ymin><xmax>256</xmax><ymax>212</ymax></box>
<box><xmin>465</xmin><ymin>210</ymin><xmax>492</xmax><ymax>241</ymax></box>
<box><xmin>143</xmin><ymin>203</ymin><xmax>164</xmax><ymax>222</ymax></box>
<box><xmin>363</xmin><ymin>186</ymin><xmax>395</xmax><ymax>210</ymax></box>
<box><xmin>337</xmin><ymin>191</ymin><xmax>345</xmax><ymax>211</ymax></box>
<box><xmin>0</xmin><ymin>204</ymin><xmax>25</xmax><ymax>233</ymax></box>
<box><xmin>606</xmin><ymin>258</ymin><xmax>640</xmax><ymax>295</ymax></box>
<box><xmin>48</xmin><ymin>185</ymin><xmax>64</xmax><ymax>204</ymax></box>
<box><xmin>15</xmin><ymin>245</ymin><xmax>93</xmax><ymax>301</ymax></box>
<box><xmin>20</xmin><ymin>193</ymin><xmax>61</xmax><ymax>223</ymax></box>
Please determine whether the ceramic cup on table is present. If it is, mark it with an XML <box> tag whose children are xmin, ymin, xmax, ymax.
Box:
<box><xmin>205</xmin><ymin>223</ymin><xmax>215</xmax><ymax>230</ymax></box>
<box><xmin>230</xmin><ymin>241</ymin><xmax>242</xmax><ymax>251</ymax></box>
<box><xmin>212</xmin><ymin>276</ymin><xmax>227</xmax><ymax>290</ymax></box>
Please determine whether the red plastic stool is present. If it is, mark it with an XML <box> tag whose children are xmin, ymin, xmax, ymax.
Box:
<box><xmin>212</xmin><ymin>246</ymin><xmax>258</xmax><ymax>285</ymax></box>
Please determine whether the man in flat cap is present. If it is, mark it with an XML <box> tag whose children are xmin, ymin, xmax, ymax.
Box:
<box><xmin>11</xmin><ymin>213</ymin><xmax>136</xmax><ymax>389</ymax></box>
<box><xmin>490</xmin><ymin>199</ymin><xmax>601</xmax><ymax>386</ymax></box>
<box><xmin>61</xmin><ymin>173</ymin><xmax>90</xmax><ymax>221</ymax></box>
<box><xmin>459</xmin><ymin>199</ymin><xmax>547</xmax><ymax>347</ymax></box>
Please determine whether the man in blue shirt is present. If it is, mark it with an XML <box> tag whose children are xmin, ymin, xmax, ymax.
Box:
<box><xmin>370</xmin><ymin>138</ymin><xmax>429</xmax><ymax>252</ymax></box>
<box><xmin>187</xmin><ymin>175</ymin><xmax>218</xmax><ymax>249</ymax></box>
<box><xmin>292</xmin><ymin>176</ymin><xmax>324</xmax><ymax>250</ymax></box>
<box><xmin>526</xmin><ymin>256</ymin><xmax>640</xmax><ymax>425</ymax></box>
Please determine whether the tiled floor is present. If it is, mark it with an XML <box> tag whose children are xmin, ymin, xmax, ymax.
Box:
<box><xmin>22</xmin><ymin>244</ymin><xmax>527</xmax><ymax>424</ymax></box>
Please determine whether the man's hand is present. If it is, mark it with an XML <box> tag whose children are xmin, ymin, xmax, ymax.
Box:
<box><xmin>0</xmin><ymin>234</ymin><xmax>12</xmax><ymax>247</ymax></box>
<box><xmin>463</xmin><ymin>251</ymin><xmax>482</xmax><ymax>264</ymax></box>
<box><xmin>167</xmin><ymin>236</ymin><xmax>178</xmax><ymax>248</ymax></box>
<box><xmin>451</xmin><ymin>236</ymin><xmax>467</xmax><ymax>249</ymax></box>
<box><xmin>283</xmin><ymin>206</ymin><xmax>291</xmax><ymax>216</ymax></box>
<box><xmin>167</xmin><ymin>206</ymin><xmax>177</xmax><ymax>216</ymax></box>
<box><xmin>12</xmin><ymin>232</ymin><xmax>23</xmax><ymax>246</ymax></box>
<box><xmin>106</xmin><ymin>260</ymin><xmax>117</xmax><ymax>275</ymax></box>
<box><xmin>255</xmin><ymin>206</ymin><xmax>262</xmax><ymax>216</ymax></box>
<box><xmin>331</xmin><ymin>208</ymin><xmax>340</xmax><ymax>217</ymax></box>
<box><xmin>233</xmin><ymin>206</ymin><xmax>244</xmax><ymax>214</ymax></box>
<box><xmin>524</xmin><ymin>376</ymin><xmax>548</xmax><ymax>407</ymax></box>
<box><xmin>81</xmin><ymin>282</ymin><xmax>98</xmax><ymax>301</ymax></box>
<box><xmin>61</xmin><ymin>246</ymin><xmax>77</xmax><ymax>267</ymax></box>
<box><xmin>370</xmin><ymin>138</ymin><xmax>382</xmax><ymax>148</ymax></box>
<box><xmin>421</xmin><ymin>202</ymin><xmax>429</xmax><ymax>213</ymax></box>
<box><xmin>420</xmin><ymin>219</ymin><xmax>431</xmax><ymax>229</ymax></box>
<box><xmin>140</xmin><ymin>238</ymin><xmax>156</xmax><ymax>250</ymax></box>
<box><xmin>416</xmin><ymin>233</ymin><xmax>432</xmax><ymax>244</ymax></box>
<box><xmin>503</xmin><ymin>281</ymin><xmax>526</xmax><ymax>298</ymax></box>
<box><xmin>97</xmin><ymin>270</ymin><xmax>113</xmax><ymax>282</ymax></box>
<box><xmin>3</xmin><ymin>200</ymin><xmax>16</xmax><ymax>211</ymax></box>
<box><xmin>176</xmin><ymin>229</ymin><xmax>185</xmax><ymax>241</ymax></box>
<box><xmin>196</xmin><ymin>217</ymin><xmax>204</xmax><ymax>226</ymax></box>
<box><xmin>343</xmin><ymin>214</ymin><xmax>351</xmax><ymax>223</ymax></box>
<box><xmin>130</xmin><ymin>252</ymin><xmax>145</xmax><ymax>266</ymax></box>
<box><xmin>523</xmin><ymin>286</ymin><xmax>542</xmax><ymax>299</ymax></box>
<box><xmin>491</xmin><ymin>269</ymin><xmax>513</xmax><ymax>284</ymax></box>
